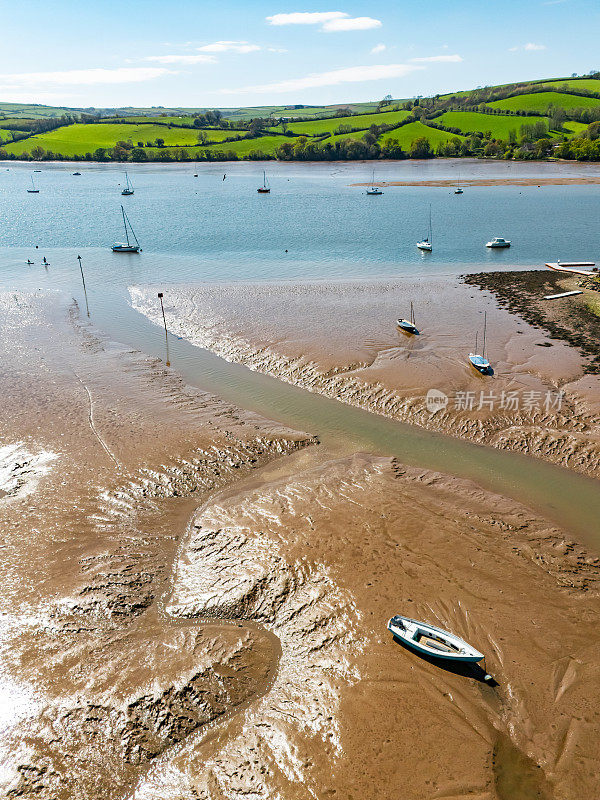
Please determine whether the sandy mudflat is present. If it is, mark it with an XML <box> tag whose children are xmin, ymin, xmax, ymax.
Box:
<box><xmin>131</xmin><ymin>276</ymin><xmax>600</xmax><ymax>478</ymax></box>
<box><xmin>351</xmin><ymin>176</ymin><xmax>600</xmax><ymax>188</ymax></box>
<box><xmin>1</xmin><ymin>287</ymin><xmax>600</xmax><ymax>799</ymax></box>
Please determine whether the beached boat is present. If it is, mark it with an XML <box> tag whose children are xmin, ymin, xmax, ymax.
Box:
<box><xmin>486</xmin><ymin>237</ymin><xmax>510</xmax><ymax>248</ymax></box>
<box><xmin>366</xmin><ymin>168</ymin><xmax>383</xmax><ymax>195</ymax></box>
<box><xmin>397</xmin><ymin>302</ymin><xmax>419</xmax><ymax>334</ymax></box>
<box><xmin>27</xmin><ymin>176</ymin><xmax>39</xmax><ymax>193</ymax></box>
<box><xmin>111</xmin><ymin>205</ymin><xmax>141</xmax><ymax>252</ymax></box>
<box><xmin>388</xmin><ymin>615</ymin><xmax>484</xmax><ymax>663</ymax></box>
<box><xmin>417</xmin><ymin>205</ymin><xmax>433</xmax><ymax>251</ymax></box>
<box><xmin>257</xmin><ymin>171</ymin><xmax>270</xmax><ymax>193</ymax></box>
<box><xmin>121</xmin><ymin>172</ymin><xmax>134</xmax><ymax>196</ymax></box>
<box><xmin>468</xmin><ymin>311</ymin><xmax>491</xmax><ymax>373</ymax></box>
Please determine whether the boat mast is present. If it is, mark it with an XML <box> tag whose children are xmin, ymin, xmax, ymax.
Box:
<box><xmin>429</xmin><ymin>204</ymin><xmax>432</xmax><ymax>244</ymax></box>
<box><xmin>482</xmin><ymin>311</ymin><xmax>487</xmax><ymax>359</ymax></box>
<box><xmin>410</xmin><ymin>301</ymin><xmax>415</xmax><ymax>326</ymax></box>
<box><xmin>124</xmin><ymin>207</ymin><xmax>140</xmax><ymax>248</ymax></box>
<box><xmin>121</xmin><ymin>205</ymin><xmax>130</xmax><ymax>246</ymax></box>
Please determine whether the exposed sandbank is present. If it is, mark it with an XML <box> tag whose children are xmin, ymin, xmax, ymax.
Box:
<box><xmin>351</xmin><ymin>176</ymin><xmax>600</xmax><ymax>187</ymax></box>
<box><xmin>130</xmin><ymin>277</ymin><xmax>600</xmax><ymax>478</ymax></box>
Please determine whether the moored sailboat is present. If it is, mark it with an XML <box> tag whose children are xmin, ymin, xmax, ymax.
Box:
<box><xmin>397</xmin><ymin>302</ymin><xmax>419</xmax><ymax>334</ymax></box>
<box><xmin>257</xmin><ymin>171</ymin><xmax>270</xmax><ymax>193</ymax></box>
<box><xmin>27</xmin><ymin>176</ymin><xmax>40</xmax><ymax>194</ymax></box>
<box><xmin>417</xmin><ymin>204</ymin><xmax>433</xmax><ymax>251</ymax></box>
<box><xmin>111</xmin><ymin>205</ymin><xmax>141</xmax><ymax>252</ymax></box>
<box><xmin>468</xmin><ymin>311</ymin><xmax>491</xmax><ymax>373</ymax></box>
<box><xmin>121</xmin><ymin>172</ymin><xmax>134</xmax><ymax>196</ymax></box>
<box><xmin>366</xmin><ymin>168</ymin><xmax>383</xmax><ymax>195</ymax></box>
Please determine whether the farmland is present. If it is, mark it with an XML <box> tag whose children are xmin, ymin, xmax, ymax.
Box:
<box><xmin>269</xmin><ymin>109</ymin><xmax>410</xmax><ymax>136</ymax></box>
<box><xmin>3</xmin><ymin>123</ymin><xmax>243</xmax><ymax>157</ymax></box>
<box><xmin>0</xmin><ymin>72</ymin><xmax>598</xmax><ymax>162</ymax></box>
<box><xmin>488</xmin><ymin>91</ymin><xmax>600</xmax><ymax>112</ymax></box>
<box><xmin>435</xmin><ymin>111</ymin><xmax>553</xmax><ymax>138</ymax></box>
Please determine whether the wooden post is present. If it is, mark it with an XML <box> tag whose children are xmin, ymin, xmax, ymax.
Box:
<box><xmin>77</xmin><ymin>255</ymin><xmax>90</xmax><ymax>317</ymax></box>
<box><xmin>158</xmin><ymin>292</ymin><xmax>170</xmax><ymax>367</ymax></box>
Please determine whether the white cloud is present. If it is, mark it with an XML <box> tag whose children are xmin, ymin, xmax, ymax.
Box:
<box><xmin>266</xmin><ymin>11</ymin><xmax>382</xmax><ymax>32</ymax></box>
<box><xmin>197</xmin><ymin>40</ymin><xmax>261</xmax><ymax>53</ymax></box>
<box><xmin>142</xmin><ymin>54</ymin><xmax>216</xmax><ymax>64</ymax></box>
<box><xmin>509</xmin><ymin>42</ymin><xmax>546</xmax><ymax>51</ymax></box>
<box><xmin>0</xmin><ymin>67</ymin><xmax>174</xmax><ymax>89</ymax></box>
<box><xmin>371</xmin><ymin>43</ymin><xmax>386</xmax><ymax>54</ymax></box>
<box><xmin>409</xmin><ymin>54</ymin><xmax>463</xmax><ymax>63</ymax></box>
<box><xmin>221</xmin><ymin>63</ymin><xmax>421</xmax><ymax>95</ymax></box>
<box><xmin>266</xmin><ymin>11</ymin><xmax>346</xmax><ymax>25</ymax></box>
<box><xmin>322</xmin><ymin>16</ymin><xmax>381</xmax><ymax>31</ymax></box>
<box><xmin>268</xmin><ymin>47</ymin><xmax>288</xmax><ymax>53</ymax></box>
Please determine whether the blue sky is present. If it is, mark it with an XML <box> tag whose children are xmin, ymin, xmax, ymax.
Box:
<box><xmin>2</xmin><ymin>1</ymin><xmax>598</xmax><ymax>108</ymax></box>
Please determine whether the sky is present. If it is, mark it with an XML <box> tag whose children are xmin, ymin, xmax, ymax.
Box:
<box><xmin>1</xmin><ymin>0</ymin><xmax>599</xmax><ymax>109</ymax></box>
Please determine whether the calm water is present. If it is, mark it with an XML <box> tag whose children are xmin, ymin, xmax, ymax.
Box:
<box><xmin>1</xmin><ymin>159</ymin><xmax>599</xmax><ymax>287</ymax></box>
<box><xmin>0</xmin><ymin>159</ymin><xmax>599</xmax><ymax>546</ymax></box>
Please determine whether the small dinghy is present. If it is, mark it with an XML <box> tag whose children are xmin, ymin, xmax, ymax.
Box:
<box><xmin>388</xmin><ymin>615</ymin><xmax>484</xmax><ymax>663</ymax></box>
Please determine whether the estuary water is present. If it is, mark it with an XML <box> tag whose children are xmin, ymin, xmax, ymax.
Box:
<box><xmin>0</xmin><ymin>159</ymin><xmax>599</xmax><ymax>546</ymax></box>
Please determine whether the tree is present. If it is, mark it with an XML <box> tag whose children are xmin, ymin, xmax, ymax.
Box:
<box><xmin>131</xmin><ymin>147</ymin><xmax>148</xmax><ymax>161</ymax></box>
<box><xmin>155</xmin><ymin>138</ymin><xmax>165</xmax><ymax>147</ymax></box>
<box><xmin>409</xmin><ymin>137</ymin><xmax>432</xmax><ymax>159</ymax></box>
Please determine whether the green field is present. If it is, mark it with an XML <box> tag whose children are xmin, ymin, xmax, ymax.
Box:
<box><xmin>435</xmin><ymin>111</ymin><xmax>554</xmax><ymax>138</ymax></box>
<box><xmin>563</xmin><ymin>120</ymin><xmax>589</xmax><ymax>135</ymax></box>
<box><xmin>0</xmin><ymin>102</ymin><xmax>74</xmax><ymax>119</ymax></box>
<box><xmin>487</xmin><ymin>91</ymin><xmax>600</xmax><ymax>112</ymax></box>
<box><xmin>540</xmin><ymin>79</ymin><xmax>600</xmax><ymax>93</ymax></box>
<box><xmin>270</xmin><ymin>108</ymin><xmax>410</xmax><ymax>136</ymax></box>
<box><xmin>4</xmin><ymin>123</ymin><xmax>240</xmax><ymax>156</ymax></box>
<box><xmin>379</xmin><ymin>121</ymin><xmax>465</xmax><ymax>149</ymax></box>
<box><xmin>0</xmin><ymin>129</ymin><xmax>15</xmax><ymax>144</ymax></box>
<box><xmin>144</xmin><ymin>134</ymin><xmax>291</xmax><ymax>159</ymax></box>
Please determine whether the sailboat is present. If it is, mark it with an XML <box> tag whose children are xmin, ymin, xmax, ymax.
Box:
<box><xmin>454</xmin><ymin>174</ymin><xmax>463</xmax><ymax>194</ymax></box>
<box><xmin>111</xmin><ymin>205</ymin><xmax>141</xmax><ymax>252</ymax></box>
<box><xmin>27</xmin><ymin>176</ymin><xmax>40</xmax><ymax>194</ymax></box>
<box><xmin>121</xmin><ymin>172</ymin><xmax>134</xmax><ymax>196</ymax></box>
<box><xmin>257</xmin><ymin>171</ymin><xmax>270</xmax><ymax>193</ymax></box>
<box><xmin>468</xmin><ymin>311</ymin><xmax>491</xmax><ymax>373</ymax></box>
<box><xmin>366</xmin><ymin>168</ymin><xmax>383</xmax><ymax>195</ymax></box>
<box><xmin>397</xmin><ymin>302</ymin><xmax>419</xmax><ymax>334</ymax></box>
<box><xmin>417</xmin><ymin>205</ymin><xmax>433</xmax><ymax>251</ymax></box>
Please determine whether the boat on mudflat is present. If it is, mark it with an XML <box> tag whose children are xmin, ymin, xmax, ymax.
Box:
<box><xmin>387</xmin><ymin>615</ymin><xmax>484</xmax><ymax>663</ymax></box>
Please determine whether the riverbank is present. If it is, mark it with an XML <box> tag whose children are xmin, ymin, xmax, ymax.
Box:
<box><xmin>2</xmin><ymin>288</ymin><xmax>600</xmax><ymax>799</ymax></box>
<box><xmin>130</xmin><ymin>275</ymin><xmax>600</xmax><ymax>479</ymax></box>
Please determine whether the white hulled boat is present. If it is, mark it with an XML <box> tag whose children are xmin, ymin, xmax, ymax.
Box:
<box><xmin>417</xmin><ymin>204</ymin><xmax>433</xmax><ymax>251</ymax></box>
<box><xmin>112</xmin><ymin>205</ymin><xmax>141</xmax><ymax>252</ymax></box>
<box><xmin>388</xmin><ymin>615</ymin><xmax>484</xmax><ymax>663</ymax></box>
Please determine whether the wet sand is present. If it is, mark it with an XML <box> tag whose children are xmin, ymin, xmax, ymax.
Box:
<box><xmin>2</xmin><ymin>287</ymin><xmax>600</xmax><ymax>799</ymax></box>
<box><xmin>131</xmin><ymin>277</ymin><xmax>600</xmax><ymax>478</ymax></box>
